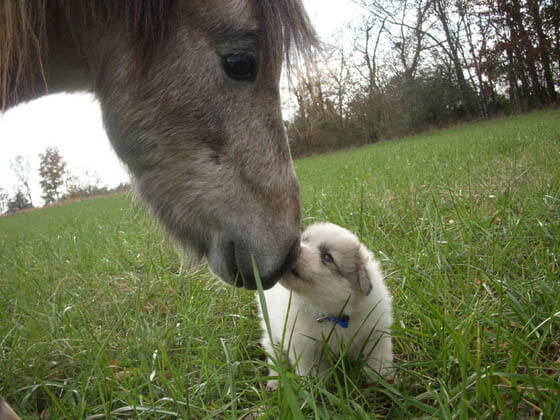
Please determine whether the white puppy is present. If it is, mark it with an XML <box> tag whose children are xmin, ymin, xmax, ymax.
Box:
<box><xmin>259</xmin><ymin>222</ymin><xmax>393</xmax><ymax>390</ymax></box>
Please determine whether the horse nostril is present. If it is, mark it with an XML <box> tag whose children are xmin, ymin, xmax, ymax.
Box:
<box><xmin>231</xmin><ymin>235</ymin><xmax>301</xmax><ymax>290</ymax></box>
<box><xmin>286</xmin><ymin>239</ymin><xmax>300</xmax><ymax>269</ymax></box>
<box><xmin>259</xmin><ymin>238</ymin><xmax>300</xmax><ymax>289</ymax></box>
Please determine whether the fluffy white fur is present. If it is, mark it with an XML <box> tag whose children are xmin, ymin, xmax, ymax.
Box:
<box><xmin>258</xmin><ymin>222</ymin><xmax>393</xmax><ymax>390</ymax></box>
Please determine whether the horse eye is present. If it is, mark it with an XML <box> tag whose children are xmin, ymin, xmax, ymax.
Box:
<box><xmin>322</xmin><ymin>253</ymin><xmax>334</xmax><ymax>264</ymax></box>
<box><xmin>222</xmin><ymin>53</ymin><xmax>257</xmax><ymax>81</ymax></box>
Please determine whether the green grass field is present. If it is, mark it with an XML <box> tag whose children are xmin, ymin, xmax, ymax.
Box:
<box><xmin>1</xmin><ymin>110</ymin><xmax>559</xmax><ymax>419</ymax></box>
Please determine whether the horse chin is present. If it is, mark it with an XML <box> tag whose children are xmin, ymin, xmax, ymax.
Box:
<box><xmin>206</xmin><ymin>240</ymin><xmax>242</xmax><ymax>288</ymax></box>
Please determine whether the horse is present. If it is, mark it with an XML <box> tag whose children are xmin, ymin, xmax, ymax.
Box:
<box><xmin>1</xmin><ymin>0</ymin><xmax>316</xmax><ymax>289</ymax></box>
<box><xmin>0</xmin><ymin>1</ymin><xmax>316</xmax><ymax>416</ymax></box>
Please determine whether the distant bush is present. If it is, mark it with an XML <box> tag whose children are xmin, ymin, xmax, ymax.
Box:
<box><xmin>287</xmin><ymin>70</ymin><xmax>484</xmax><ymax>158</ymax></box>
<box><xmin>61</xmin><ymin>182</ymin><xmax>131</xmax><ymax>202</ymax></box>
<box><xmin>7</xmin><ymin>190</ymin><xmax>33</xmax><ymax>213</ymax></box>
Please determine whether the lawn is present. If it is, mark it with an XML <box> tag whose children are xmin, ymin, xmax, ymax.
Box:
<box><xmin>1</xmin><ymin>110</ymin><xmax>559</xmax><ymax>418</ymax></box>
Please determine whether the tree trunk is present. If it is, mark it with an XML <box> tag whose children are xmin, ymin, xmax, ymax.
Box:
<box><xmin>463</xmin><ymin>9</ymin><xmax>488</xmax><ymax>117</ymax></box>
<box><xmin>510</xmin><ymin>0</ymin><xmax>545</xmax><ymax>105</ymax></box>
<box><xmin>434</xmin><ymin>0</ymin><xmax>475</xmax><ymax>116</ymax></box>
<box><xmin>505</xmin><ymin>47</ymin><xmax>521</xmax><ymax>107</ymax></box>
<box><xmin>555</xmin><ymin>0</ymin><xmax>560</xmax><ymax>78</ymax></box>
<box><xmin>527</xmin><ymin>0</ymin><xmax>557</xmax><ymax>103</ymax></box>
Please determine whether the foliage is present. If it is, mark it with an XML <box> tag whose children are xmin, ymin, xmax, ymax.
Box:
<box><xmin>38</xmin><ymin>147</ymin><xmax>67</xmax><ymax>205</ymax></box>
<box><xmin>286</xmin><ymin>0</ymin><xmax>560</xmax><ymax>158</ymax></box>
<box><xmin>1</xmin><ymin>110</ymin><xmax>559</xmax><ymax>418</ymax></box>
<box><xmin>6</xmin><ymin>190</ymin><xmax>33</xmax><ymax>213</ymax></box>
<box><xmin>61</xmin><ymin>181</ymin><xmax>131</xmax><ymax>202</ymax></box>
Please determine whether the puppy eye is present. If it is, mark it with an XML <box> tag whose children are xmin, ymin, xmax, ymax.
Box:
<box><xmin>322</xmin><ymin>253</ymin><xmax>334</xmax><ymax>264</ymax></box>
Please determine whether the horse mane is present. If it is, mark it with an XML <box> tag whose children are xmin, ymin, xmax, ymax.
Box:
<box><xmin>0</xmin><ymin>0</ymin><xmax>317</xmax><ymax>110</ymax></box>
<box><xmin>1</xmin><ymin>0</ymin><xmax>45</xmax><ymax>110</ymax></box>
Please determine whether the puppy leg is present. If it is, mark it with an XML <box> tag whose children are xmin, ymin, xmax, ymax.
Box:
<box><xmin>261</xmin><ymin>336</ymin><xmax>281</xmax><ymax>391</ymax></box>
<box><xmin>0</xmin><ymin>397</ymin><xmax>22</xmax><ymax>420</ymax></box>
<box><xmin>365</xmin><ymin>333</ymin><xmax>394</xmax><ymax>380</ymax></box>
<box><xmin>265</xmin><ymin>358</ymin><xmax>280</xmax><ymax>391</ymax></box>
<box><xmin>294</xmin><ymin>356</ymin><xmax>314</xmax><ymax>378</ymax></box>
<box><xmin>293</xmin><ymin>341</ymin><xmax>328</xmax><ymax>379</ymax></box>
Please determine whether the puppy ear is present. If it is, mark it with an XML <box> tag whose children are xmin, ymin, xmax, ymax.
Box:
<box><xmin>357</xmin><ymin>247</ymin><xmax>373</xmax><ymax>295</ymax></box>
<box><xmin>358</xmin><ymin>266</ymin><xmax>372</xmax><ymax>295</ymax></box>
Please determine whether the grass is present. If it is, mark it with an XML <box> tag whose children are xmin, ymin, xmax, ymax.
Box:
<box><xmin>1</xmin><ymin>109</ymin><xmax>559</xmax><ymax>418</ymax></box>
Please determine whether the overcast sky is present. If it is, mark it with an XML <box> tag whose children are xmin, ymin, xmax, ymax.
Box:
<box><xmin>0</xmin><ymin>0</ymin><xmax>363</xmax><ymax>206</ymax></box>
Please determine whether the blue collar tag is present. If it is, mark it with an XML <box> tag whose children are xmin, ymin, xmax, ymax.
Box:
<box><xmin>317</xmin><ymin>314</ymin><xmax>349</xmax><ymax>328</ymax></box>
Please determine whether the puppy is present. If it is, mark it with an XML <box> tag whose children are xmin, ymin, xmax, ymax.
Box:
<box><xmin>0</xmin><ymin>397</ymin><xmax>22</xmax><ymax>420</ymax></box>
<box><xmin>258</xmin><ymin>222</ymin><xmax>393</xmax><ymax>390</ymax></box>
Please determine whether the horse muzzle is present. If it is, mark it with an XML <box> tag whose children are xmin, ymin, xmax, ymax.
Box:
<box><xmin>208</xmin><ymin>232</ymin><xmax>301</xmax><ymax>290</ymax></box>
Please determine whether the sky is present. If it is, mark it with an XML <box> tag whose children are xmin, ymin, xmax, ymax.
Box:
<box><xmin>0</xmin><ymin>0</ymin><xmax>364</xmax><ymax>207</ymax></box>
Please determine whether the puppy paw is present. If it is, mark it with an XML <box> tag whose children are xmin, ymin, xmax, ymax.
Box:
<box><xmin>383</xmin><ymin>370</ymin><xmax>395</xmax><ymax>382</ymax></box>
<box><xmin>265</xmin><ymin>380</ymin><xmax>278</xmax><ymax>391</ymax></box>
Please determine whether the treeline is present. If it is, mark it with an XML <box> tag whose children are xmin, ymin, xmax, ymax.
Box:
<box><xmin>62</xmin><ymin>181</ymin><xmax>131</xmax><ymax>202</ymax></box>
<box><xmin>1</xmin><ymin>148</ymin><xmax>130</xmax><ymax>215</ymax></box>
<box><xmin>287</xmin><ymin>0</ymin><xmax>559</xmax><ymax>157</ymax></box>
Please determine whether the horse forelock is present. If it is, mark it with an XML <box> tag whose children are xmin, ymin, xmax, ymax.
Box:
<box><xmin>0</xmin><ymin>0</ymin><xmax>317</xmax><ymax>110</ymax></box>
<box><xmin>258</xmin><ymin>0</ymin><xmax>318</xmax><ymax>67</ymax></box>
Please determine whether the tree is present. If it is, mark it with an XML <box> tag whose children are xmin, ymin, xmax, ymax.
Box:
<box><xmin>482</xmin><ymin>0</ymin><xmax>559</xmax><ymax>109</ymax></box>
<box><xmin>527</xmin><ymin>0</ymin><xmax>557</xmax><ymax>103</ymax></box>
<box><xmin>0</xmin><ymin>187</ymin><xmax>8</xmax><ymax>214</ymax></box>
<box><xmin>39</xmin><ymin>147</ymin><xmax>67</xmax><ymax>205</ymax></box>
<box><xmin>356</xmin><ymin>0</ymin><xmax>434</xmax><ymax>84</ymax></box>
<box><xmin>10</xmin><ymin>155</ymin><xmax>34</xmax><ymax>206</ymax></box>
<box><xmin>431</xmin><ymin>0</ymin><xmax>479</xmax><ymax>116</ymax></box>
<box><xmin>7</xmin><ymin>190</ymin><xmax>33</xmax><ymax>213</ymax></box>
<box><xmin>63</xmin><ymin>170</ymin><xmax>108</xmax><ymax>200</ymax></box>
<box><xmin>352</xmin><ymin>15</ymin><xmax>385</xmax><ymax>99</ymax></box>
<box><xmin>283</xmin><ymin>0</ymin><xmax>559</xmax><ymax>157</ymax></box>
